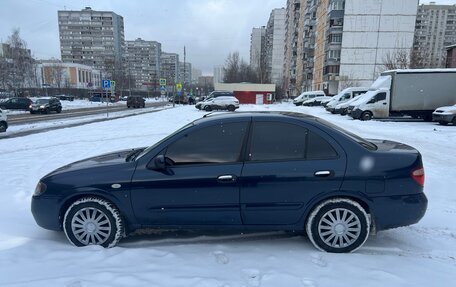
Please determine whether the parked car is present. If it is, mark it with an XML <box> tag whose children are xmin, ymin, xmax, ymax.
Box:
<box><xmin>302</xmin><ymin>96</ymin><xmax>331</xmax><ymax>106</ymax></box>
<box><xmin>0</xmin><ymin>97</ymin><xmax>33</xmax><ymax>111</ymax></box>
<box><xmin>120</xmin><ymin>96</ymin><xmax>128</xmax><ymax>101</ymax></box>
<box><xmin>326</xmin><ymin>87</ymin><xmax>369</xmax><ymax>113</ymax></box>
<box><xmin>320</xmin><ymin>97</ymin><xmax>333</xmax><ymax>107</ymax></box>
<box><xmin>293</xmin><ymin>91</ymin><xmax>326</xmax><ymax>106</ymax></box>
<box><xmin>334</xmin><ymin>94</ymin><xmax>366</xmax><ymax>115</ymax></box>
<box><xmin>58</xmin><ymin>95</ymin><xmax>75</xmax><ymax>101</ymax></box>
<box><xmin>195</xmin><ymin>91</ymin><xmax>234</xmax><ymax>110</ymax></box>
<box><xmin>0</xmin><ymin>108</ymin><xmax>7</xmax><ymax>133</ymax></box>
<box><xmin>127</xmin><ymin>96</ymin><xmax>145</xmax><ymax>108</ymax></box>
<box><xmin>31</xmin><ymin>111</ymin><xmax>427</xmax><ymax>253</ymax></box>
<box><xmin>199</xmin><ymin>96</ymin><xmax>239</xmax><ymax>111</ymax></box>
<box><xmin>30</xmin><ymin>97</ymin><xmax>62</xmax><ymax>114</ymax></box>
<box><xmin>432</xmin><ymin>105</ymin><xmax>456</xmax><ymax>125</ymax></box>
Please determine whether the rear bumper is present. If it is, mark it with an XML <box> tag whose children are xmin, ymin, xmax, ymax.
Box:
<box><xmin>371</xmin><ymin>193</ymin><xmax>427</xmax><ymax>231</ymax></box>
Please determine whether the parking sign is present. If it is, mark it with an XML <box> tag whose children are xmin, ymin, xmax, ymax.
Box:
<box><xmin>102</xmin><ymin>80</ymin><xmax>111</xmax><ymax>89</ymax></box>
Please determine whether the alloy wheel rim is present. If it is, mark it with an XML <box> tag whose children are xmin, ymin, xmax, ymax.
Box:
<box><xmin>318</xmin><ymin>208</ymin><xmax>361</xmax><ymax>248</ymax></box>
<box><xmin>71</xmin><ymin>207</ymin><xmax>112</xmax><ymax>245</ymax></box>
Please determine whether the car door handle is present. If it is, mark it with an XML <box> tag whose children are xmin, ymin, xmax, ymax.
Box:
<box><xmin>217</xmin><ymin>175</ymin><xmax>236</xmax><ymax>182</ymax></box>
<box><xmin>314</xmin><ymin>171</ymin><xmax>332</xmax><ymax>177</ymax></box>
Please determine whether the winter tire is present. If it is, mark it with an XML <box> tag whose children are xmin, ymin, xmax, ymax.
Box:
<box><xmin>361</xmin><ymin>111</ymin><xmax>372</xmax><ymax>121</ymax></box>
<box><xmin>204</xmin><ymin>105</ymin><xmax>212</xmax><ymax>112</ymax></box>
<box><xmin>0</xmin><ymin>122</ymin><xmax>6</xmax><ymax>132</ymax></box>
<box><xmin>57</xmin><ymin>107</ymin><xmax>62</xmax><ymax>113</ymax></box>
<box><xmin>306</xmin><ymin>198</ymin><xmax>370</xmax><ymax>253</ymax></box>
<box><xmin>227</xmin><ymin>105</ymin><xmax>235</xmax><ymax>112</ymax></box>
<box><xmin>63</xmin><ymin>197</ymin><xmax>124</xmax><ymax>248</ymax></box>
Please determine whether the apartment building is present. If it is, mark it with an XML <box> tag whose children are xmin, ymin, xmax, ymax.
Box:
<box><xmin>160</xmin><ymin>52</ymin><xmax>179</xmax><ymax>85</ymax></box>
<box><xmin>283</xmin><ymin>0</ymin><xmax>301</xmax><ymax>96</ymax></box>
<box><xmin>414</xmin><ymin>3</ymin><xmax>456</xmax><ymax>68</ymax></box>
<box><xmin>284</xmin><ymin>0</ymin><xmax>418</xmax><ymax>95</ymax></box>
<box><xmin>125</xmin><ymin>38</ymin><xmax>161</xmax><ymax>89</ymax></box>
<box><xmin>250</xmin><ymin>26</ymin><xmax>266</xmax><ymax>71</ymax></box>
<box><xmin>58</xmin><ymin>7</ymin><xmax>125</xmax><ymax>72</ymax></box>
<box><xmin>178</xmin><ymin>62</ymin><xmax>192</xmax><ymax>84</ymax></box>
<box><xmin>265</xmin><ymin>8</ymin><xmax>287</xmax><ymax>85</ymax></box>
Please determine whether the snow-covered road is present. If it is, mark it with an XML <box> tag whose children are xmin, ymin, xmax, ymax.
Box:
<box><xmin>0</xmin><ymin>103</ymin><xmax>455</xmax><ymax>287</ymax></box>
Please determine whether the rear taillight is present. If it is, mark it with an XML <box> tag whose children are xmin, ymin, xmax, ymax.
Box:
<box><xmin>411</xmin><ymin>167</ymin><xmax>425</xmax><ymax>187</ymax></box>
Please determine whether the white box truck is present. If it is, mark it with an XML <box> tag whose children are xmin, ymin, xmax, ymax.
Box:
<box><xmin>349</xmin><ymin>69</ymin><xmax>456</xmax><ymax>121</ymax></box>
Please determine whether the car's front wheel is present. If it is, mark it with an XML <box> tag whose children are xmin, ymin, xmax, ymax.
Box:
<box><xmin>63</xmin><ymin>197</ymin><xmax>124</xmax><ymax>248</ymax></box>
<box><xmin>204</xmin><ymin>105</ymin><xmax>212</xmax><ymax>111</ymax></box>
<box><xmin>306</xmin><ymin>198</ymin><xmax>370</xmax><ymax>253</ymax></box>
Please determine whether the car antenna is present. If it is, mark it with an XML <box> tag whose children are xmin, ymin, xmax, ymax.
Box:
<box><xmin>203</xmin><ymin>112</ymin><xmax>217</xmax><ymax>118</ymax></box>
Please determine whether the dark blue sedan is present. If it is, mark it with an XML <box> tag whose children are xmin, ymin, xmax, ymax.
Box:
<box><xmin>31</xmin><ymin>112</ymin><xmax>427</xmax><ymax>252</ymax></box>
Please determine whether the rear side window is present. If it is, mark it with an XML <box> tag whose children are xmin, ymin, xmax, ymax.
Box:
<box><xmin>249</xmin><ymin>122</ymin><xmax>338</xmax><ymax>161</ymax></box>
<box><xmin>307</xmin><ymin>131</ymin><xmax>338</xmax><ymax>160</ymax></box>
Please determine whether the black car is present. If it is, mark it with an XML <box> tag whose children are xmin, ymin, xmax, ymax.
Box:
<box><xmin>30</xmin><ymin>97</ymin><xmax>62</xmax><ymax>114</ymax></box>
<box><xmin>31</xmin><ymin>112</ymin><xmax>427</xmax><ymax>253</ymax></box>
<box><xmin>58</xmin><ymin>95</ymin><xmax>75</xmax><ymax>101</ymax></box>
<box><xmin>127</xmin><ymin>96</ymin><xmax>145</xmax><ymax>108</ymax></box>
<box><xmin>0</xmin><ymin>97</ymin><xmax>33</xmax><ymax>111</ymax></box>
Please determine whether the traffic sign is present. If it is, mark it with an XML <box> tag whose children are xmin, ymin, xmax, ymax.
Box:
<box><xmin>110</xmin><ymin>80</ymin><xmax>116</xmax><ymax>88</ymax></box>
<box><xmin>176</xmin><ymin>83</ymin><xmax>182</xmax><ymax>92</ymax></box>
<box><xmin>159</xmin><ymin>78</ymin><xmax>166</xmax><ymax>86</ymax></box>
<box><xmin>102</xmin><ymin>80</ymin><xmax>111</xmax><ymax>89</ymax></box>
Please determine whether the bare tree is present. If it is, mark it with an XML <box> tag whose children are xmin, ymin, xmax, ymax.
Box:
<box><xmin>3</xmin><ymin>29</ymin><xmax>35</xmax><ymax>94</ymax></box>
<box><xmin>49</xmin><ymin>64</ymin><xmax>66</xmax><ymax>90</ymax></box>
<box><xmin>223</xmin><ymin>52</ymin><xmax>240</xmax><ymax>83</ymax></box>
<box><xmin>382</xmin><ymin>49</ymin><xmax>410</xmax><ymax>71</ymax></box>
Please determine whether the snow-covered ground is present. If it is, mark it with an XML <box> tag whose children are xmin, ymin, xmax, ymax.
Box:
<box><xmin>0</xmin><ymin>103</ymin><xmax>455</xmax><ymax>287</ymax></box>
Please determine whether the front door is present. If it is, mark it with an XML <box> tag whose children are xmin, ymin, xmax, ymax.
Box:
<box><xmin>130</xmin><ymin>120</ymin><xmax>250</xmax><ymax>226</ymax></box>
<box><xmin>240</xmin><ymin>120</ymin><xmax>346</xmax><ymax>225</ymax></box>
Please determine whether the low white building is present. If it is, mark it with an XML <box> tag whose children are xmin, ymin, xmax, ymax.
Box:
<box><xmin>36</xmin><ymin>61</ymin><xmax>101</xmax><ymax>89</ymax></box>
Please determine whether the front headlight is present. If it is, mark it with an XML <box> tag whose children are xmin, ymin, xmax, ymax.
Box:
<box><xmin>33</xmin><ymin>182</ymin><xmax>47</xmax><ymax>196</ymax></box>
<box><xmin>40</xmin><ymin>105</ymin><xmax>45</xmax><ymax>109</ymax></box>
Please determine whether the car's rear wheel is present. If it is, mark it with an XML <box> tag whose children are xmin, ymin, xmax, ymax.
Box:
<box><xmin>63</xmin><ymin>197</ymin><xmax>124</xmax><ymax>248</ymax></box>
<box><xmin>306</xmin><ymin>198</ymin><xmax>370</xmax><ymax>253</ymax></box>
<box><xmin>56</xmin><ymin>107</ymin><xmax>62</xmax><ymax>113</ymax></box>
<box><xmin>227</xmin><ymin>105</ymin><xmax>235</xmax><ymax>112</ymax></box>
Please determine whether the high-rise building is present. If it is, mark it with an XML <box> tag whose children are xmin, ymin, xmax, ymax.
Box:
<box><xmin>58</xmin><ymin>7</ymin><xmax>125</xmax><ymax>72</ymax></box>
<box><xmin>284</xmin><ymin>0</ymin><xmax>418</xmax><ymax>95</ymax></box>
<box><xmin>125</xmin><ymin>38</ymin><xmax>161</xmax><ymax>89</ymax></box>
<box><xmin>178</xmin><ymin>62</ymin><xmax>192</xmax><ymax>84</ymax></box>
<box><xmin>191</xmin><ymin>68</ymin><xmax>202</xmax><ymax>84</ymax></box>
<box><xmin>413</xmin><ymin>3</ymin><xmax>456</xmax><ymax>68</ymax></box>
<box><xmin>265</xmin><ymin>8</ymin><xmax>286</xmax><ymax>85</ymax></box>
<box><xmin>213</xmin><ymin>65</ymin><xmax>225</xmax><ymax>84</ymax></box>
<box><xmin>283</xmin><ymin>0</ymin><xmax>301</xmax><ymax>96</ymax></box>
<box><xmin>250</xmin><ymin>26</ymin><xmax>266</xmax><ymax>70</ymax></box>
<box><xmin>160</xmin><ymin>52</ymin><xmax>179</xmax><ymax>84</ymax></box>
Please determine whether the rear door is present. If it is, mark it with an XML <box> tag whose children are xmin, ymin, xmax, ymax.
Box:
<box><xmin>240</xmin><ymin>119</ymin><xmax>346</xmax><ymax>225</ymax></box>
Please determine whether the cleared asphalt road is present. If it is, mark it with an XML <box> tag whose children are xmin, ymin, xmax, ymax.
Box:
<box><xmin>7</xmin><ymin>101</ymin><xmax>168</xmax><ymax>126</ymax></box>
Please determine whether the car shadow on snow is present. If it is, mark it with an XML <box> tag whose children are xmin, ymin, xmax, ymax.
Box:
<box><xmin>118</xmin><ymin>229</ymin><xmax>310</xmax><ymax>248</ymax></box>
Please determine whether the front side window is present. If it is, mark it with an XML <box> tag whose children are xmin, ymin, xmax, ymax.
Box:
<box><xmin>166</xmin><ymin>122</ymin><xmax>248</xmax><ymax>165</ymax></box>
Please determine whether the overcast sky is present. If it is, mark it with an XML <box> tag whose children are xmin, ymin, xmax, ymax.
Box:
<box><xmin>0</xmin><ymin>0</ymin><xmax>455</xmax><ymax>75</ymax></box>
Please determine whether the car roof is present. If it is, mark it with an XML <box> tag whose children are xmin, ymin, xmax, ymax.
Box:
<box><xmin>194</xmin><ymin>111</ymin><xmax>317</xmax><ymax>125</ymax></box>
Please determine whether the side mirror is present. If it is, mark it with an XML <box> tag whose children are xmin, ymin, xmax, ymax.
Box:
<box><xmin>154</xmin><ymin>155</ymin><xmax>166</xmax><ymax>170</ymax></box>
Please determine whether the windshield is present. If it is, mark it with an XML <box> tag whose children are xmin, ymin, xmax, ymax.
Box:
<box><xmin>35</xmin><ymin>99</ymin><xmax>49</xmax><ymax>104</ymax></box>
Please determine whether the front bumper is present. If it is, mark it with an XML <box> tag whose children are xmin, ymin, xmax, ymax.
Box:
<box><xmin>326</xmin><ymin>107</ymin><xmax>335</xmax><ymax>113</ymax></box>
<box><xmin>432</xmin><ymin>113</ymin><xmax>454</xmax><ymax>123</ymax></box>
<box><xmin>350</xmin><ymin>108</ymin><xmax>363</xmax><ymax>119</ymax></box>
<box><xmin>371</xmin><ymin>193</ymin><xmax>428</xmax><ymax>231</ymax></box>
<box><xmin>31</xmin><ymin>195</ymin><xmax>62</xmax><ymax>231</ymax></box>
<box><xmin>334</xmin><ymin>108</ymin><xmax>344</xmax><ymax>114</ymax></box>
